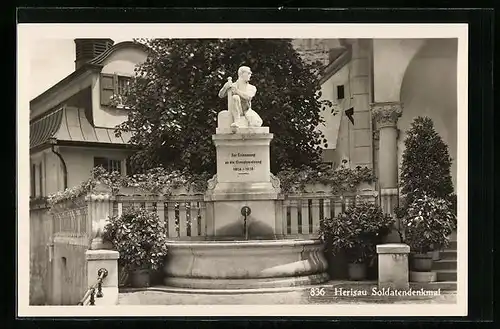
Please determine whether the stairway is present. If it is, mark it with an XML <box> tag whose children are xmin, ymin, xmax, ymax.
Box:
<box><xmin>431</xmin><ymin>235</ymin><xmax>457</xmax><ymax>290</ymax></box>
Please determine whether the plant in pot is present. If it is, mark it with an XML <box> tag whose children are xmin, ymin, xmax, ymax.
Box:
<box><xmin>103</xmin><ymin>207</ymin><xmax>169</xmax><ymax>288</ymax></box>
<box><xmin>319</xmin><ymin>199</ymin><xmax>393</xmax><ymax>281</ymax></box>
<box><xmin>402</xmin><ymin>194</ymin><xmax>456</xmax><ymax>282</ymax></box>
<box><xmin>398</xmin><ymin>116</ymin><xmax>456</xmax><ymax>260</ymax></box>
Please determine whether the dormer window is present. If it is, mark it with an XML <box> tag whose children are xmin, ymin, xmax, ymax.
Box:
<box><xmin>117</xmin><ymin>76</ymin><xmax>131</xmax><ymax>96</ymax></box>
<box><xmin>100</xmin><ymin>73</ymin><xmax>132</xmax><ymax>108</ymax></box>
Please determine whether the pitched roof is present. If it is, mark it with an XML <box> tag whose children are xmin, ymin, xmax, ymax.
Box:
<box><xmin>30</xmin><ymin>106</ymin><xmax>132</xmax><ymax>150</ymax></box>
<box><xmin>319</xmin><ymin>47</ymin><xmax>352</xmax><ymax>85</ymax></box>
<box><xmin>30</xmin><ymin>41</ymin><xmax>149</xmax><ymax>106</ymax></box>
<box><xmin>87</xmin><ymin>41</ymin><xmax>149</xmax><ymax>65</ymax></box>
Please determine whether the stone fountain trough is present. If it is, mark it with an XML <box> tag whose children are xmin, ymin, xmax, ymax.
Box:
<box><xmin>164</xmin><ymin>239</ymin><xmax>328</xmax><ymax>289</ymax></box>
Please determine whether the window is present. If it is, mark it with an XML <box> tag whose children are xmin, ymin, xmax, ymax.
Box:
<box><xmin>100</xmin><ymin>73</ymin><xmax>132</xmax><ymax>107</ymax></box>
<box><xmin>31</xmin><ymin>164</ymin><xmax>36</xmax><ymax>197</ymax></box>
<box><xmin>323</xmin><ymin>162</ymin><xmax>334</xmax><ymax>169</ymax></box>
<box><xmin>117</xmin><ymin>76</ymin><xmax>131</xmax><ymax>96</ymax></box>
<box><xmin>337</xmin><ymin>85</ymin><xmax>345</xmax><ymax>100</ymax></box>
<box><xmin>94</xmin><ymin>157</ymin><xmax>122</xmax><ymax>174</ymax></box>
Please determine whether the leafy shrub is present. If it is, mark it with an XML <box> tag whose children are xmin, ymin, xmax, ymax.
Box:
<box><xmin>103</xmin><ymin>207</ymin><xmax>169</xmax><ymax>272</ymax></box>
<box><xmin>399</xmin><ymin>116</ymin><xmax>455</xmax><ymax>208</ymax></box>
<box><xmin>277</xmin><ymin>162</ymin><xmax>375</xmax><ymax>194</ymax></box>
<box><xmin>319</xmin><ymin>199</ymin><xmax>393</xmax><ymax>264</ymax></box>
<box><xmin>402</xmin><ymin>195</ymin><xmax>457</xmax><ymax>254</ymax></box>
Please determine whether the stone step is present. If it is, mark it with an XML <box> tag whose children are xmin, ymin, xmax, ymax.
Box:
<box><xmin>432</xmin><ymin>259</ymin><xmax>457</xmax><ymax>271</ymax></box>
<box><xmin>323</xmin><ymin>280</ymin><xmax>457</xmax><ymax>292</ymax></box>
<box><xmin>436</xmin><ymin>270</ymin><xmax>457</xmax><ymax>282</ymax></box>
<box><xmin>410</xmin><ymin>281</ymin><xmax>457</xmax><ymax>291</ymax></box>
<box><xmin>447</xmin><ymin>240</ymin><xmax>457</xmax><ymax>250</ymax></box>
<box><xmin>439</xmin><ymin>249</ymin><xmax>457</xmax><ymax>260</ymax></box>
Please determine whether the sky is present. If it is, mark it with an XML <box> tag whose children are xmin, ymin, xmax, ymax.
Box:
<box><xmin>29</xmin><ymin>37</ymin><xmax>131</xmax><ymax>100</ymax></box>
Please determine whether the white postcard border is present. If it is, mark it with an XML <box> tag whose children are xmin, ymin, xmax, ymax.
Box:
<box><xmin>17</xmin><ymin>23</ymin><xmax>469</xmax><ymax>317</ymax></box>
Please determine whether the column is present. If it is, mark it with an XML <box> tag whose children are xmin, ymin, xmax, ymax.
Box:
<box><xmin>350</xmin><ymin>39</ymin><xmax>373</xmax><ymax>169</ymax></box>
<box><xmin>371</xmin><ymin>101</ymin><xmax>402</xmax><ymax>215</ymax></box>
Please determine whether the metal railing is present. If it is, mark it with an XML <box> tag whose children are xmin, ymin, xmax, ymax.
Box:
<box><xmin>77</xmin><ymin>268</ymin><xmax>108</xmax><ymax>306</ymax></box>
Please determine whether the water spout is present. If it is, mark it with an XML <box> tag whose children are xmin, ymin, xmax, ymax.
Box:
<box><xmin>241</xmin><ymin>206</ymin><xmax>251</xmax><ymax>240</ymax></box>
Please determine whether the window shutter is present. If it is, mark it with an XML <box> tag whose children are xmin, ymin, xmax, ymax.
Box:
<box><xmin>125</xmin><ymin>156</ymin><xmax>135</xmax><ymax>175</ymax></box>
<box><xmin>100</xmin><ymin>73</ymin><xmax>116</xmax><ymax>106</ymax></box>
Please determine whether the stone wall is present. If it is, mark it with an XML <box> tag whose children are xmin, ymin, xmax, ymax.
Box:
<box><xmin>29</xmin><ymin>205</ymin><xmax>53</xmax><ymax>305</ymax></box>
<box><xmin>30</xmin><ymin>196</ymin><xmax>93</xmax><ymax>305</ymax></box>
<box><xmin>51</xmin><ymin>238</ymin><xmax>89</xmax><ymax>305</ymax></box>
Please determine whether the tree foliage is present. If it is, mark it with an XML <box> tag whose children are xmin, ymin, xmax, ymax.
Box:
<box><xmin>399</xmin><ymin>116</ymin><xmax>455</xmax><ymax>206</ymax></box>
<box><xmin>116</xmin><ymin>38</ymin><xmax>333</xmax><ymax>176</ymax></box>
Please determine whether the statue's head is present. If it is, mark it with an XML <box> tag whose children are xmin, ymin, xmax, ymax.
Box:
<box><xmin>238</xmin><ymin>66</ymin><xmax>252</xmax><ymax>82</ymax></box>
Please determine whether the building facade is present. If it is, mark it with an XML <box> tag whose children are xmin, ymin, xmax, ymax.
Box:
<box><xmin>28</xmin><ymin>38</ymin><xmax>458</xmax><ymax>305</ymax></box>
<box><xmin>303</xmin><ymin>38</ymin><xmax>458</xmax><ymax>199</ymax></box>
<box><xmin>29</xmin><ymin>39</ymin><xmax>149</xmax><ymax>199</ymax></box>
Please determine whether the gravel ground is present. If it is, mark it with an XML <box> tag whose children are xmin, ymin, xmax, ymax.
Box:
<box><xmin>118</xmin><ymin>288</ymin><xmax>457</xmax><ymax>305</ymax></box>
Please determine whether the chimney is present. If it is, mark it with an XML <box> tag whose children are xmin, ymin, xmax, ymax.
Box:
<box><xmin>74</xmin><ymin>39</ymin><xmax>114</xmax><ymax>70</ymax></box>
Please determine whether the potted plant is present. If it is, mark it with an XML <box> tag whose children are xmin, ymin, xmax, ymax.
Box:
<box><xmin>103</xmin><ymin>207</ymin><xmax>169</xmax><ymax>288</ymax></box>
<box><xmin>398</xmin><ymin>116</ymin><xmax>456</xmax><ymax>274</ymax></box>
<box><xmin>403</xmin><ymin>195</ymin><xmax>456</xmax><ymax>279</ymax></box>
<box><xmin>319</xmin><ymin>199</ymin><xmax>393</xmax><ymax>281</ymax></box>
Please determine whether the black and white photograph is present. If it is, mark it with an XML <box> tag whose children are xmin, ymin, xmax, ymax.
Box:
<box><xmin>18</xmin><ymin>23</ymin><xmax>468</xmax><ymax>317</ymax></box>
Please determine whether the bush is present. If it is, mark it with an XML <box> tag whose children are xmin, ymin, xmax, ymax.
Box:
<box><xmin>399</xmin><ymin>116</ymin><xmax>455</xmax><ymax>207</ymax></box>
<box><xmin>402</xmin><ymin>195</ymin><xmax>457</xmax><ymax>254</ymax></box>
<box><xmin>103</xmin><ymin>207</ymin><xmax>169</xmax><ymax>272</ymax></box>
<box><xmin>277</xmin><ymin>163</ymin><xmax>375</xmax><ymax>194</ymax></box>
<box><xmin>319</xmin><ymin>199</ymin><xmax>393</xmax><ymax>264</ymax></box>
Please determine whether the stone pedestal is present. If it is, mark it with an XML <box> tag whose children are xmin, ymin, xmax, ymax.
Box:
<box><xmin>377</xmin><ymin>243</ymin><xmax>410</xmax><ymax>290</ymax></box>
<box><xmin>85</xmin><ymin>250</ymin><xmax>120</xmax><ymax>305</ymax></box>
<box><xmin>205</xmin><ymin>128</ymin><xmax>281</xmax><ymax>239</ymax></box>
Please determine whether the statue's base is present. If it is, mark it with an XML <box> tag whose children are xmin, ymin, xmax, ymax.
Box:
<box><xmin>205</xmin><ymin>129</ymin><xmax>281</xmax><ymax>238</ymax></box>
<box><xmin>216</xmin><ymin>127</ymin><xmax>269</xmax><ymax>135</ymax></box>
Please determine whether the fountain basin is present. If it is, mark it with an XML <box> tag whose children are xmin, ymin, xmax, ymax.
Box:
<box><xmin>163</xmin><ymin>239</ymin><xmax>329</xmax><ymax>289</ymax></box>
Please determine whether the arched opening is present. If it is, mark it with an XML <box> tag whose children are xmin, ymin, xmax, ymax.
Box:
<box><xmin>398</xmin><ymin>38</ymin><xmax>458</xmax><ymax>191</ymax></box>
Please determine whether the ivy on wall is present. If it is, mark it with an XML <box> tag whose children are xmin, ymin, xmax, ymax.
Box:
<box><xmin>45</xmin><ymin>164</ymin><xmax>375</xmax><ymax>207</ymax></box>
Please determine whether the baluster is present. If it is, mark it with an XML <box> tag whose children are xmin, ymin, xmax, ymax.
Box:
<box><xmin>334</xmin><ymin>196</ymin><xmax>343</xmax><ymax>218</ymax></box>
<box><xmin>167</xmin><ymin>201</ymin><xmax>177</xmax><ymax>238</ymax></box>
<box><xmin>301</xmin><ymin>198</ymin><xmax>310</xmax><ymax>236</ymax></box>
<box><xmin>310</xmin><ymin>199</ymin><xmax>321</xmax><ymax>236</ymax></box>
<box><xmin>190</xmin><ymin>201</ymin><xmax>199</xmax><ymax>237</ymax></box>
<box><xmin>144</xmin><ymin>201</ymin><xmax>154</xmax><ymax>212</ymax></box>
<box><xmin>289</xmin><ymin>199</ymin><xmax>299</xmax><ymax>236</ymax></box>
<box><xmin>156</xmin><ymin>202</ymin><xmax>166</xmax><ymax>234</ymax></box>
<box><xmin>345</xmin><ymin>196</ymin><xmax>354</xmax><ymax>210</ymax></box>
<box><xmin>112</xmin><ymin>200</ymin><xmax>118</xmax><ymax>217</ymax></box>
<box><xmin>199</xmin><ymin>201</ymin><xmax>206</xmax><ymax>237</ymax></box>
<box><xmin>282</xmin><ymin>199</ymin><xmax>290</xmax><ymax>236</ymax></box>
<box><xmin>117</xmin><ymin>202</ymin><xmax>123</xmax><ymax>217</ymax></box>
<box><xmin>178</xmin><ymin>202</ymin><xmax>188</xmax><ymax>237</ymax></box>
